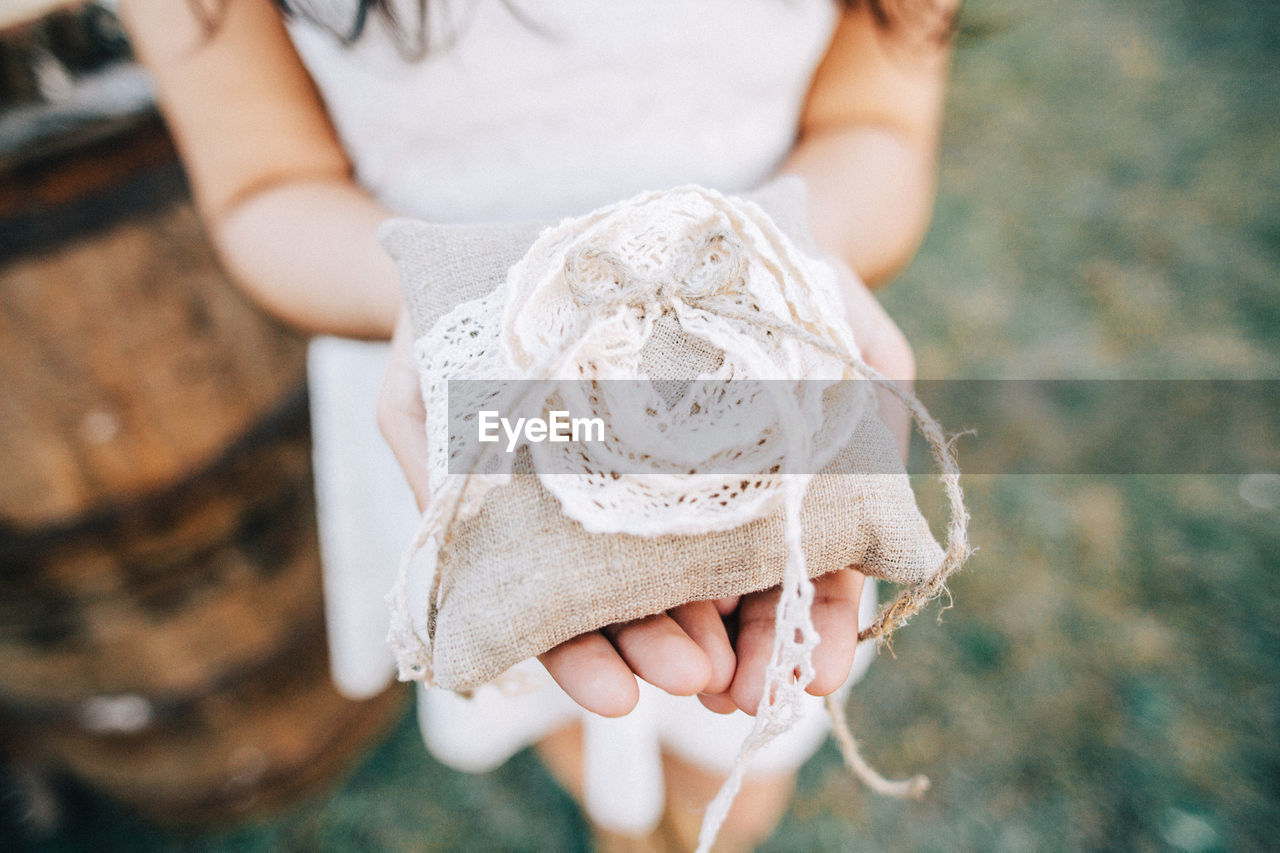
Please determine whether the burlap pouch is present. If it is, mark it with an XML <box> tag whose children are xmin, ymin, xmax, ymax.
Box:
<box><xmin>380</xmin><ymin>182</ymin><xmax>969</xmax><ymax>849</ymax></box>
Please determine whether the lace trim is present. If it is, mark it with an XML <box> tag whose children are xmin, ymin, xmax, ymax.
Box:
<box><xmin>387</xmin><ymin>186</ymin><xmax>969</xmax><ymax>851</ymax></box>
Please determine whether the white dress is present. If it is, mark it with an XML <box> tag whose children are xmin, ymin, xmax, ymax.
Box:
<box><xmin>291</xmin><ymin>0</ymin><xmax>880</xmax><ymax>834</ymax></box>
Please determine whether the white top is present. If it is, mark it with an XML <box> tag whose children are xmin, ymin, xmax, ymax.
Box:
<box><xmin>290</xmin><ymin>0</ymin><xmax>878</xmax><ymax>836</ymax></box>
<box><xmin>287</xmin><ymin>0</ymin><xmax>838</xmax><ymax>221</ymax></box>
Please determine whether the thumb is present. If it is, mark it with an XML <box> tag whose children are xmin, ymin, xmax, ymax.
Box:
<box><xmin>377</xmin><ymin>310</ymin><xmax>432</xmax><ymax>510</ymax></box>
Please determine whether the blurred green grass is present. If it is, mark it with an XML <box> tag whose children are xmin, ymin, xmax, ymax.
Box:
<box><xmin>11</xmin><ymin>0</ymin><xmax>1279</xmax><ymax>850</ymax></box>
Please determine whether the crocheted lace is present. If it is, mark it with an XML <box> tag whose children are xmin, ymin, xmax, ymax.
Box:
<box><xmin>416</xmin><ymin>186</ymin><xmax>871</xmax><ymax>531</ymax></box>
<box><xmin>389</xmin><ymin>186</ymin><xmax>969</xmax><ymax>852</ymax></box>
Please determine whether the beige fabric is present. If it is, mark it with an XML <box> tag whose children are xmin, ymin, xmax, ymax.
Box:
<box><xmin>433</xmin><ymin>421</ymin><xmax>939</xmax><ymax>690</ymax></box>
<box><xmin>382</xmin><ymin>185</ymin><xmax>969</xmax><ymax>852</ymax></box>
<box><xmin>382</xmin><ymin>177</ymin><xmax>814</xmax><ymax>337</ymax></box>
<box><xmin>391</xmin><ymin>219</ymin><xmax>546</xmax><ymax>338</ymax></box>
<box><xmin>379</xmin><ymin>182</ymin><xmax>949</xmax><ymax>695</ymax></box>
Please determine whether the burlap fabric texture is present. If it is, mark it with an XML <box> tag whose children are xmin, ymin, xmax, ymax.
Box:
<box><xmin>379</xmin><ymin>180</ymin><xmax>960</xmax><ymax>695</ymax></box>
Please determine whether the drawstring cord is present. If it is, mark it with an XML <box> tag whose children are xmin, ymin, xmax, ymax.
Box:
<box><xmin>390</xmin><ymin>243</ymin><xmax>969</xmax><ymax>851</ymax></box>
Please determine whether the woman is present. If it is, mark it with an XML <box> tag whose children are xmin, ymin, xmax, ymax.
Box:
<box><xmin>121</xmin><ymin>1</ymin><xmax>954</xmax><ymax>847</ymax></box>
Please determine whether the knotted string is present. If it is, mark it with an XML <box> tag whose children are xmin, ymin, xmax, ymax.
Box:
<box><xmin>390</xmin><ymin>237</ymin><xmax>969</xmax><ymax>851</ymax></box>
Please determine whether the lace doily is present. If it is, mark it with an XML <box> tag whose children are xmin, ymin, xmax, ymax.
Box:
<box><xmin>388</xmin><ymin>186</ymin><xmax>970</xmax><ymax>853</ymax></box>
<box><xmin>415</xmin><ymin>186</ymin><xmax>874</xmax><ymax>535</ymax></box>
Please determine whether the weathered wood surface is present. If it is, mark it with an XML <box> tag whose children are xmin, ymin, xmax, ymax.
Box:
<box><xmin>0</xmin><ymin>399</ymin><xmax>318</xmax><ymax>710</ymax></box>
<box><xmin>7</xmin><ymin>625</ymin><xmax>406</xmax><ymax>824</ymax></box>
<box><xmin>0</xmin><ymin>201</ymin><xmax>307</xmax><ymax>530</ymax></box>
<box><xmin>0</xmin><ymin>104</ymin><xmax>403</xmax><ymax>823</ymax></box>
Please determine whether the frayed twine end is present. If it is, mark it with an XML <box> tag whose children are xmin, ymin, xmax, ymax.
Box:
<box><xmin>825</xmin><ymin>694</ymin><xmax>933</xmax><ymax>801</ymax></box>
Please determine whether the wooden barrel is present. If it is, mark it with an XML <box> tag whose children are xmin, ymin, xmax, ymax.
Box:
<box><xmin>0</xmin><ymin>12</ymin><xmax>403</xmax><ymax>823</ymax></box>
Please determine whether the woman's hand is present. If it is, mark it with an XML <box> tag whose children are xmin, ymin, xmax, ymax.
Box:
<box><xmin>378</xmin><ymin>311</ymin><xmax>433</xmax><ymax>504</ymax></box>
<box><xmin>377</xmin><ymin>259</ymin><xmax>914</xmax><ymax>718</ymax></box>
<box><xmin>379</xmin><ymin>309</ymin><xmax>737</xmax><ymax>715</ymax></box>
<box><xmin>704</xmin><ymin>260</ymin><xmax>916</xmax><ymax>717</ymax></box>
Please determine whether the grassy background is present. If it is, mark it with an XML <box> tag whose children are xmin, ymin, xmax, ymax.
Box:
<box><xmin>9</xmin><ymin>0</ymin><xmax>1279</xmax><ymax>850</ymax></box>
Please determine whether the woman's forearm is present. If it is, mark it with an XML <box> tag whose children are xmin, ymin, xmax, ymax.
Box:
<box><xmin>121</xmin><ymin>0</ymin><xmax>400</xmax><ymax>339</ymax></box>
<box><xmin>781</xmin><ymin>4</ymin><xmax>952</xmax><ymax>288</ymax></box>
<box><xmin>780</xmin><ymin>123</ymin><xmax>938</xmax><ymax>288</ymax></box>
<box><xmin>212</xmin><ymin>120</ymin><xmax>937</xmax><ymax>339</ymax></box>
<box><xmin>213</xmin><ymin>177</ymin><xmax>402</xmax><ymax>339</ymax></box>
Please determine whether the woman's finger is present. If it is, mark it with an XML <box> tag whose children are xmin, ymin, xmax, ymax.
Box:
<box><xmin>669</xmin><ymin>599</ymin><xmax>737</xmax><ymax>695</ymax></box>
<box><xmin>727</xmin><ymin>586</ymin><xmax>781</xmax><ymax>715</ymax></box>
<box><xmin>727</xmin><ymin>568</ymin><xmax>865</xmax><ymax>712</ymax></box>
<box><xmin>603</xmin><ymin>613</ymin><xmax>713</xmax><ymax>697</ymax></box>
<box><xmin>712</xmin><ymin>595</ymin><xmax>741</xmax><ymax>617</ymax></box>
<box><xmin>805</xmin><ymin>569</ymin><xmax>864</xmax><ymax>696</ymax></box>
<box><xmin>539</xmin><ymin>631</ymin><xmax>639</xmax><ymax>717</ymax></box>
<box><xmin>377</xmin><ymin>310</ymin><xmax>433</xmax><ymax>509</ymax></box>
<box><xmin>833</xmin><ymin>262</ymin><xmax>915</xmax><ymax>457</ymax></box>
<box><xmin>697</xmin><ymin>691</ymin><xmax>739</xmax><ymax>715</ymax></box>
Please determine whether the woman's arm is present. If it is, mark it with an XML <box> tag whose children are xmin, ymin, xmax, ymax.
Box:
<box><xmin>120</xmin><ymin>0</ymin><xmax>400</xmax><ymax>338</ymax></box>
<box><xmin>381</xmin><ymin>5</ymin><xmax>955</xmax><ymax>718</ymax></box>
<box><xmin>781</xmin><ymin>2</ymin><xmax>954</xmax><ymax>288</ymax></box>
<box><xmin>708</xmin><ymin>5</ymin><xmax>956</xmax><ymax>714</ymax></box>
